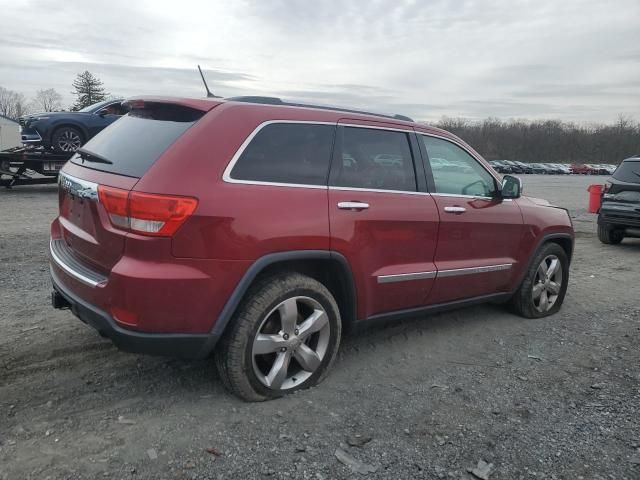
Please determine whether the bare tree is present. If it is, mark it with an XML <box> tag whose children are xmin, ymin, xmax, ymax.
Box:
<box><xmin>0</xmin><ymin>86</ymin><xmax>29</xmax><ymax>120</ymax></box>
<box><xmin>433</xmin><ymin>116</ymin><xmax>640</xmax><ymax>164</ymax></box>
<box><xmin>32</xmin><ymin>88</ymin><xmax>63</xmax><ymax>112</ymax></box>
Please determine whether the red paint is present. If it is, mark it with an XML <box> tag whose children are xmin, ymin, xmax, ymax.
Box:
<box><xmin>51</xmin><ymin>97</ymin><xmax>574</xmax><ymax>337</ymax></box>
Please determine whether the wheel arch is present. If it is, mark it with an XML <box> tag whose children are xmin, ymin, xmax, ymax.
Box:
<box><xmin>210</xmin><ymin>250</ymin><xmax>357</xmax><ymax>339</ymax></box>
<box><xmin>48</xmin><ymin>122</ymin><xmax>88</xmax><ymax>144</ymax></box>
<box><xmin>514</xmin><ymin>232</ymin><xmax>574</xmax><ymax>292</ymax></box>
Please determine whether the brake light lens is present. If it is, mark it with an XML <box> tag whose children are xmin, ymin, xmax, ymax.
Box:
<box><xmin>98</xmin><ymin>186</ymin><xmax>198</xmax><ymax>236</ymax></box>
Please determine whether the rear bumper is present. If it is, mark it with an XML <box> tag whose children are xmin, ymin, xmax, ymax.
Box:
<box><xmin>51</xmin><ymin>267</ymin><xmax>219</xmax><ymax>359</ymax></box>
<box><xmin>598</xmin><ymin>204</ymin><xmax>640</xmax><ymax>229</ymax></box>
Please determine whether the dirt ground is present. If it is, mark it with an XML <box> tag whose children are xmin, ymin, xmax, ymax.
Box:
<box><xmin>1</xmin><ymin>175</ymin><xmax>638</xmax><ymax>480</ymax></box>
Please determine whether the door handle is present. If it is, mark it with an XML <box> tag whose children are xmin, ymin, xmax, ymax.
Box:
<box><xmin>444</xmin><ymin>206</ymin><xmax>466</xmax><ymax>213</ymax></box>
<box><xmin>337</xmin><ymin>201</ymin><xmax>369</xmax><ymax>210</ymax></box>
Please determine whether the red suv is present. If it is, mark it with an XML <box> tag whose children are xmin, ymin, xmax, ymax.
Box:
<box><xmin>50</xmin><ymin>96</ymin><xmax>574</xmax><ymax>401</ymax></box>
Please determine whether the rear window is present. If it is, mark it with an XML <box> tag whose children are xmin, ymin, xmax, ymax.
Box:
<box><xmin>70</xmin><ymin>103</ymin><xmax>204</xmax><ymax>178</ymax></box>
<box><xmin>229</xmin><ymin>123</ymin><xmax>335</xmax><ymax>185</ymax></box>
<box><xmin>613</xmin><ymin>160</ymin><xmax>640</xmax><ymax>183</ymax></box>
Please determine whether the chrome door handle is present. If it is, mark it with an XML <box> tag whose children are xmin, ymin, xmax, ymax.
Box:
<box><xmin>338</xmin><ymin>201</ymin><xmax>369</xmax><ymax>210</ymax></box>
<box><xmin>444</xmin><ymin>206</ymin><xmax>466</xmax><ymax>213</ymax></box>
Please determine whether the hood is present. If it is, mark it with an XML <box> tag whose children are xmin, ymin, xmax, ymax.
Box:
<box><xmin>24</xmin><ymin>111</ymin><xmax>88</xmax><ymax>119</ymax></box>
<box><xmin>523</xmin><ymin>195</ymin><xmax>552</xmax><ymax>207</ymax></box>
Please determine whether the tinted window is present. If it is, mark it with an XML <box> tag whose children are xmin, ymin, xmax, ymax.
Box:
<box><xmin>613</xmin><ymin>160</ymin><xmax>640</xmax><ymax>183</ymax></box>
<box><xmin>70</xmin><ymin>104</ymin><xmax>203</xmax><ymax>177</ymax></box>
<box><xmin>230</xmin><ymin>123</ymin><xmax>335</xmax><ymax>185</ymax></box>
<box><xmin>421</xmin><ymin>135</ymin><xmax>496</xmax><ymax>197</ymax></box>
<box><xmin>332</xmin><ymin>127</ymin><xmax>417</xmax><ymax>192</ymax></box>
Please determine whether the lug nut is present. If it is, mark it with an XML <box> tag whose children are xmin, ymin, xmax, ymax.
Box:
<box><xmin>280</xmin><ymin>347</ymin><xmax>287</xmax><ymax>352</ymax></box>
<box><xmin>283</xmin><ymin>333</ymin><xmax>289</xmax><ymax>340</ymax></box>
<box><xmin>294</xmin><ymin>329</ymin><xmax>299</xmax><ymax>335</ymax></box>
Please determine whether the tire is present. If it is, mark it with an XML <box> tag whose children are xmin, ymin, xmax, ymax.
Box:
<box><xmin>215</xmin><ymin>272</ymin><xmax>342</xmax><ymax>402</ymax></box>
<box><xmin>51</xmin><ymin>126</ymin><xmax>84</xmax><ymax>153</ymax></box>
<box><xmin>510</xmin><ymin>243</ymin><xmax>569</xmax><ymax>319</ymax></box>
<box><xmin>598</xmin><ymin>225</ymin><xmax>624</xmax><ymax>245</ymax></box>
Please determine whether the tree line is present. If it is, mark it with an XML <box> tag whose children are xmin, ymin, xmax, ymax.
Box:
<box><xmin>0</xmin><ymin>71</ymin><xmax>109</xmax><ymax>120</ymax></box>
<box><xmin>435</xmin><ymin>116</ymin><xmax>640</xmax><ymax>165</ymax></box>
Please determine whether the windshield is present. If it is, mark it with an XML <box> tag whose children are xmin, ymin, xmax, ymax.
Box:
<box><xmin>77</xmin><ymin>100</ymin><xmax>118</xmax><ymax>113</ymax></box>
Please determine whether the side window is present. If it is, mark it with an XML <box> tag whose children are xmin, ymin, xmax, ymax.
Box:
<box><xmin>421</xmin><ymin>135</ymin><xmax>496</xmax><ymax>197</ymax></box>
<box><xmin>230</xmin><ymin>123</ymin><xmax>335</xmax><ymax>185</ymax></box>
<box><xmin>332</xmin><ymin>127</ymin><xmax>417</xmax><ymax>192</ymax></box>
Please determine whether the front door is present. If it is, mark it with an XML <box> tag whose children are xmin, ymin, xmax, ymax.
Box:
<box><xmin>328</xmin><ymin>122</ymin><xmax>440</xmax><ymax>319</ymax></box>
<box><xmin>418</xmin><ymin>134</ymin><xmax>524</xmax><ymax>304</ymax></box>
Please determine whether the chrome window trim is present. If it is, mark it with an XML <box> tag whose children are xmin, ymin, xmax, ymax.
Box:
<box><xmin>329</xmin><ymin>186</ymin><xmax>430</xmax><ymax>196</ymax></box>
<box><xmin>417</xmin><ymin>132</ymin><xmax>502</xmax><ymax>186</ymax></box>
<box><xmin>339</xmin><ymin>122</ymin><xmax>414</xmax><ymax>134</ymax></box>
<box><xmin>431</xmin><ymin>192</ymin><xmax>512</xmax><ymax>202</ymax></box>
<box><xmin>437</xmin><ymin>263</ymin><xmax>512</xmax><ymax>278</ymax></box>
<box><xmin>49</xmin><ymin>240</ymin><xmax>104</xmax><ymax>287</ymax></box>
<box><xmin>58</xmin><ymin>171</ymin><xmax>99</xmax><ymax>201</ymax></box>
<box><xmin>222</xmin><ymin>120</ymin><xmax>335</xmax><ymax>188</ymax></box>
<box><xmin>377</xmin><ymin>271</ymin><xmax>437</xmax><ymax>284</ymax></box>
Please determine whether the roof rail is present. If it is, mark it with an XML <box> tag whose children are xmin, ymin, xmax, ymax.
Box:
<box><xmin>225</xmin><ymin>96</ymin><xmax>414</xmax><ymax>123</ymax></box>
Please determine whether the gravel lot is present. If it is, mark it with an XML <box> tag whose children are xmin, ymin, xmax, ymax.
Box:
<box><xmin>1</xmin><ymin>175</ymin><xmax>639</xmax><ymax>480</ymax></box>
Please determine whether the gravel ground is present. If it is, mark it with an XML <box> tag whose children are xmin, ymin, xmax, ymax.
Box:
<box><xmin>1</xmin><ymin>175</ymin><xmax>639</xmax><ymax>480</ymax></box>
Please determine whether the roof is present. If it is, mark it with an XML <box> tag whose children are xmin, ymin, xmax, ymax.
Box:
<box><xmin>0</xmin><ymin>113</ymin><xmax>18</xmax><ymax>124</ymax></box>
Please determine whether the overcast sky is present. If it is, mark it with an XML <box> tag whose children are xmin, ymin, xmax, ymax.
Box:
<box><xmin>0</xmin><ymin>0</ymin><xmax>638</xmax><ymax>123</ymax></box>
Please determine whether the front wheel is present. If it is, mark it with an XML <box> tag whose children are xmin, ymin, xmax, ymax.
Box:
<box><xmin>215</xmin><ymin>273</ymin><xmax>342</xmax><ymax>401</ymax></box>
<box><xmin>510</xmin><ymin>243</ymin><xmax>569</xmax><ymax>318</ymax></box>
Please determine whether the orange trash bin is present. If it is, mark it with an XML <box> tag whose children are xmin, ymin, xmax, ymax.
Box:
<box><xmin>587</xmin><ymin>184</ymin><xmax>603</xmax><ymax>213</ymax></box>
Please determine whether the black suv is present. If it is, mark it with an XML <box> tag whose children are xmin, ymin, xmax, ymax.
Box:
<box><xmin>598</xmin><ymin>156</ymin><xmax>640</xmax><ymax>244</ymax></box>
<box><xmin>20</xmin><ymin>99</ymin><xmax>126</xmax><ymax>153</ymax></box>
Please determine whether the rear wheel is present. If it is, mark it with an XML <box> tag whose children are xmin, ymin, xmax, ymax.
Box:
<box><xmin>510</xmin><ymin>243</ymin><xmax>569</xmax><ymax>318</ymax></box>
<box><xmin>215</xmin><ymin>273</ymin><xmax>342</xmax><ymax>402</ymax></box>
<box><xmin>597</xmin><ymin>225</ymin><xmax>624</xmax><ymax>244</ymax></box>
<box><xmin>51</xmin><ymin>126</ymin><xmax>84</xmax><ymax>153</ymax></box>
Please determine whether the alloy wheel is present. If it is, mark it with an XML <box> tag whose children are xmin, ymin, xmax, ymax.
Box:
<box><xmin>57</xmin><ymin>130</ymin><xmax>82</xmax><ymax>152</ymax></box>
<box><xmin>532</xmin><ymin>254</ymin><xmax>563</xmax><ymax>312</ymax></box>
<box><xmin>251</xmin><ymin>296</ymin><xmax>330</xmax><ymax>391</ymax></box>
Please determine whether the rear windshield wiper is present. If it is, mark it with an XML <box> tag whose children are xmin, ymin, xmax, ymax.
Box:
<box><xmin>76</xmin><ymin>148</ymin><xmax>113</xmax><ymax>165</ymax></box>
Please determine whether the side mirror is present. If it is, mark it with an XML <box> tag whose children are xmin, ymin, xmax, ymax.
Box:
<box><xmin>501</xmin><ymin>175</ymin><xmax>522</xmax><ymax>199</ymax></box>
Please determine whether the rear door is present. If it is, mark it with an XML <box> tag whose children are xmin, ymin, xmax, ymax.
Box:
<box><xmin>418</xmin><ymin>134</ymin><xmax>524</xmax><ymax>304</ymax></box>
<box><xmin>328</xmin><ymin>121</ymin><xmax>439</xmax><ymax>318</ymax></box>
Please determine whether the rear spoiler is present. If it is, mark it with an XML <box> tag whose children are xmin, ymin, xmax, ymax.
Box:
<box><xmin>122</xmin><ymin>96</ymin><xmax>222</xmax><ymax>113</ymax></box>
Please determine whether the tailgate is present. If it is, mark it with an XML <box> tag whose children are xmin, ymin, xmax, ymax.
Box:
<box><xmin>58</xmin><ymin>165</ymin><xmax>137</xmax><ymax>272</ymax></box>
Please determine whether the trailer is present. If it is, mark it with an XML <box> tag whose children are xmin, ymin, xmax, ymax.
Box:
<box><xmin>0</xmin><ymin>147</ymin><xmax>71</xmax><ymax>188</ymax></box>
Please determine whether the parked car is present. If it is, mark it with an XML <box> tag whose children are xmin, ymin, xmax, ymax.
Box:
<box><xmin>19</xmin><ymin>99</ymin><xmax>126</xmax><ymax>153</ymax></box>
<box><xmin>551</xmin><ymin>163</ymin><xmax>571</xmax><ymax>174</ymax></box>
<box><xmin>489</xmin><ymin>160</ymin><xmax>512</xmax><ymax>174</ymax></box>
<box><xmin>597</xmin><ymin>156</ymin><xmax>640</xmax><ymax>244</ymax></box>
<box><xmin>501</xmin><ymin>160</ymin><xmax>524</xmax><ymax>174</ymax></box>
<box><xmin>570</xmin><ymin>163</ymin><xmax>595</xmax><ymax>175</ymax></box>
<box><xmin>530</xmin><ymin>163</ymin><xmax>550</xmax><ymax>174</ymax></box>
<box><xmin>587</xmin><ymin>164</ymin><xmax>609</xmax><ymax>175</ymax></box>
<box><xmin>50</xmin><ymin>96</ymin><xmax>574</xmax><ymax>401</ymax></box>
<box><xmin>513</xmin><ymin>161</ymin><xmax>533</xmax><ymax>174</ymax></box>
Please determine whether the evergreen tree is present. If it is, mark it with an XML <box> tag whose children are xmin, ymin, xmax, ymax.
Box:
<box><xmin>71</xmin><ymin>71</ymin><xmax>108</xmax><ymax>110</ymax></box>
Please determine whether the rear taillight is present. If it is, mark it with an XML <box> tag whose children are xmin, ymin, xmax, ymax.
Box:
<box><xmin>98</xmin><ymin>186</ymin><xmax>198</xmax><ymax>236</ymax></box>
<box><xmin>603</xmin><ymin>182</ymin><xmax>612</xmax><ymax>193</ymax></box>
